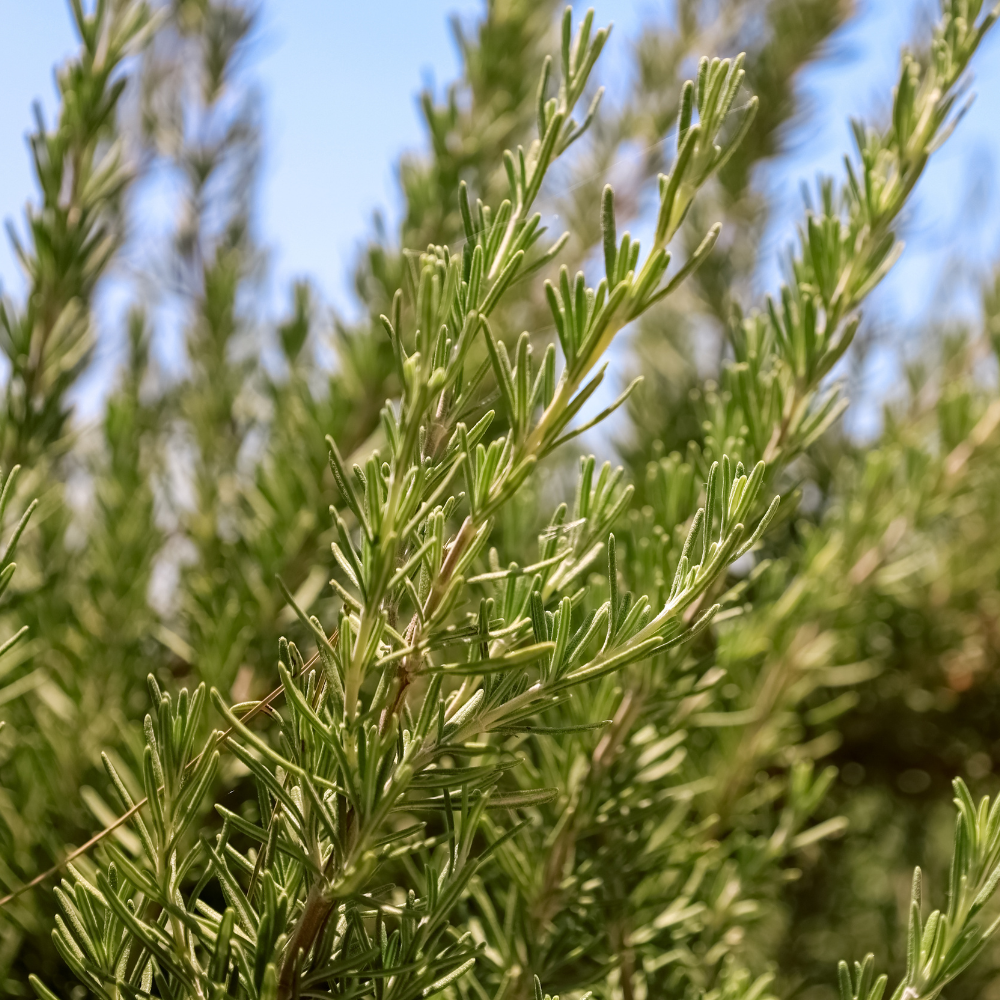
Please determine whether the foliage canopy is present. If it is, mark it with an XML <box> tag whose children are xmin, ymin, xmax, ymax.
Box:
<box><xmin>1</xmin><ymin>2</ymin><xmax>1000</xmax><ymax>1000</ymax></box>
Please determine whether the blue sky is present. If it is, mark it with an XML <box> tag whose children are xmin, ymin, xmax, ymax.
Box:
<box><xmin>1</xmin><ymin>0</ymin><xmax>999</xmax><ymax>426</ymax></box>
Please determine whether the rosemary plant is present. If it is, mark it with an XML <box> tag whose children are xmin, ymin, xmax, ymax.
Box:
<box><xmin>0</xmin><ymin>1</ymin><xmax>160</xmax><ymax>985</ymax></box>
<box><xmin>3</xmin><ymin>2</ymin><xmax>1000</xmax><ymax>1000</ymax></box>
<box><xmin>463</xmin><ymin>2</ymin><xmax>1000</xmax><ymax>997</ymax></box>
<box><xmin>27</xmin><ymin>10</ymin><xmax>780</xmax><ymax>998</ymax></box>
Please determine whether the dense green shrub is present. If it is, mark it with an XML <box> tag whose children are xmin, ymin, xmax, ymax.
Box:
<box><xmin>1</xmin><ymin>2</ymin><xmax>1000</xmax><ymax>999</ymax></box>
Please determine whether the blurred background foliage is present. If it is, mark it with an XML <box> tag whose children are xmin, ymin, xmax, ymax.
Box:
<box><xmin>1</xmin><ymin>0</ymin><xmax>1000</xmax><ymax>997</ymax></box>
